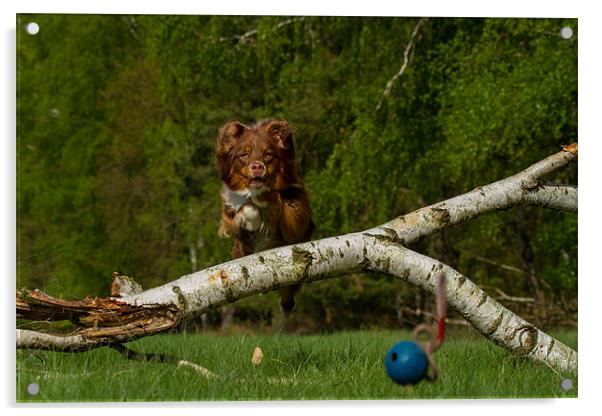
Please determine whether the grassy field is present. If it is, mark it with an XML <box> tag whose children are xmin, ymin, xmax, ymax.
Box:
<box><xmin>16</xmin><ymin>328</ymin><xmax>577</xmax><ymax>402</ymax></box>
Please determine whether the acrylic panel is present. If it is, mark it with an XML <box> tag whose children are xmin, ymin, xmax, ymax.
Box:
<box><xmin>16</xmin><ymin>13</ymin><xmax>578</xmax><ymax>402</ymax></box>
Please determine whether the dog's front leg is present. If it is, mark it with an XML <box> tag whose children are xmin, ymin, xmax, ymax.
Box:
<box><xmin>233</xmin><ymin>203</ymin><xmax>262</xmax><ymax>233</ymax></box>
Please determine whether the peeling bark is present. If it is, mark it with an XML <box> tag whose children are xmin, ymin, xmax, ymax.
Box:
<box><xmin>16</xmin><ymin>145</ymin><xmax>578</xmax><ymax>373</ymax></box>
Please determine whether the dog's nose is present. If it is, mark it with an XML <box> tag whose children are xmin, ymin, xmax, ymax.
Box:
<box><xmin>249</xmin><ymin>162</ymin><xmax>265</xmax><ymax>177</ymax></box>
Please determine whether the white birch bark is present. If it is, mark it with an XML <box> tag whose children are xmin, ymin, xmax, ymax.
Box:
<box><xmin>122</xmin><ymin>145</ymin><xmax>577</xmax><ymax>314</ymax></box>
<box><xmin>522</xmin><ymin>185</ymin><xmax>577</xmax><ymax>212</ymax></box>
<box><xmin>17</xmin><ymin>329</ymin><xmax>99</xmax><ymax>352</ymax></box>
<box><xmin>17</xmin><ymin>145</ymin><xmax>578</xmax><ymax>373</ymax></box>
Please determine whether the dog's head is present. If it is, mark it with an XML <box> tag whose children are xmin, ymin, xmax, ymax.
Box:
<box><xmin>216</xmin><ymin>119</ymin><xmax>300</xmax><ymax>192</ymax></box>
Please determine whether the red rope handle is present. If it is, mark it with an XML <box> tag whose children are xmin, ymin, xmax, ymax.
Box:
<box><xmin>436</xmin><ymin>319</ymin><xmax>446</xmax><ymax>346</ymax></box>
<box><xmin>412</xmin><ymin>272</ymin><xmax>447</xmax><ymax>381</ymax></box>
<box><xmin>436</xmin><ymin>272</ymin><xmax>447</xmax><ymax>347</ymax></box>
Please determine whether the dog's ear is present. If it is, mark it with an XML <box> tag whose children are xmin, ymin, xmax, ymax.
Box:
<box><xmin>216</xmin><ymin>121</ymin><xmax>246</xmax><ymax>154</ymax></box>
<box><xmin>267</xmin><ymin>120</ymin><xmax>295</xmax><ymax>156</ymax></box>
<box><xmin>216</xmin><ymin>121</ymin><xmax>247</xmax><ymax>181</ymax></box>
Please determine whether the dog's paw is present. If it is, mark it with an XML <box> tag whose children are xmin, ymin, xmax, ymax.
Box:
<box><xmin>234</xmin><ymin>204</ymin><xmax>262</xmax><ymax>232</ymax></box>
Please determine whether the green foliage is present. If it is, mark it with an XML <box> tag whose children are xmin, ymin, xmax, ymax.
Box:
<box><xmin>434</xmin><ymin>19</ymin><xmax>577</xmax><ymax>188</ymax></box>
<box><xmin>17</xmin><ymin>15</ymin><xmax>577</xmax><ymax>326</ymax></box>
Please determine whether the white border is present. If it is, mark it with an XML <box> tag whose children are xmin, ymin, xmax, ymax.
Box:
<box><xmin>9</xmin><ymin>0</ymin><xmax>584</xmax><ymax>17</ymax></box>
<box><xmin>4</xmin><ymin>1</ymin><xmax>601</xmax><ymax>415</ymax></box>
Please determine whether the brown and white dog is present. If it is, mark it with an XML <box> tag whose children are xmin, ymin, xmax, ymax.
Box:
<box><xmin>215</xmin><ymin>119</ymin><xmax>314</xmax><ymax>315</ymax></box>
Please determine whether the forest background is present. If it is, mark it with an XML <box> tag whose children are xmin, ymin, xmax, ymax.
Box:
<box><xmin>16</xmin><ymin>15</ymin><xmax>578</xmax><ymax>332</ymax></box>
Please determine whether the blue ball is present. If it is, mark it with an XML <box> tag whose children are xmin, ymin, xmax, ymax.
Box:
<box><xmin>384</xmin><ymin>341</ymin><xmax>429</xmax><ymax>385</ymax></box>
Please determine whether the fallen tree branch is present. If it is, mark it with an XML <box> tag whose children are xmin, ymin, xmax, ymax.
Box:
<box><xmin>115</xmin><ymin>145</ymin><xmax>576</xmax><ymax>316</ymax></box>
<box><xmin>16</xmin><ymin>145</ymin><xmax>577</xmax><ymax>373</ymax></box>
<box><xmin>16</xmin><ymin>289</ymin><xmax>182</xmax><ymax>348</ymax></box>
<box><xmin>17</xmin><ymin>329</ymin><xmax>101</xmax><ymax>352</ymax></box>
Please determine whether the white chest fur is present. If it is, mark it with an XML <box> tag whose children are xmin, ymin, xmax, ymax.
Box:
<box><xmin>223</xmin><ymin>186</ymin><xmax>269</xmax><ymax>210</ymax></box>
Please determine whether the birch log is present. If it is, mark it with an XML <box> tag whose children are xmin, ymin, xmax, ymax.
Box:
<box><xmin>17</xmin><ymin>145</ymin><xmax>577</xmax><ymax>373</ymax></box>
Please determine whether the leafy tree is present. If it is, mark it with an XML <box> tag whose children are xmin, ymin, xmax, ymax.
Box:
<box><xmin>17</xmin><ymin>15</ymin><xmax>577</xmax><ymax>329</ymax></box>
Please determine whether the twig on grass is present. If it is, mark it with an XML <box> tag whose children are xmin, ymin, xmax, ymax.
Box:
<box><xmin>176</xmin><ymin>360</ymin><xmax>217</xmax><ymax>379</ymax></box>
<box><xmin>109</xmin><ymin>343</ymin><xmax>217</xmax><ymax>379</ymax></box>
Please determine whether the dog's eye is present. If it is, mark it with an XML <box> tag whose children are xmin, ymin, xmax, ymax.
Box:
<box><xmin>264</xmin><ymin>153</ymin><xmax>274</xmax><ymax>163</ymax></box>
<box><xmin>239</xmin><ymin>154</ymin><xmax>249</xmax><ymax>162</ymax></box>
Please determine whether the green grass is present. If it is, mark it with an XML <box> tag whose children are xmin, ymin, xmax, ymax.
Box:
<box><xmin>16</xmin><ymin>328</ymin><xmax>577</xmax><ymax>402</ymax></box>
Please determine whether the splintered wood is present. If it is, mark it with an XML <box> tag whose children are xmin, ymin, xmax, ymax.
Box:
<box><xmin>16</xmin><ymin>288</ymin><xmax>181</xmax><ymax>348</ymax></box>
